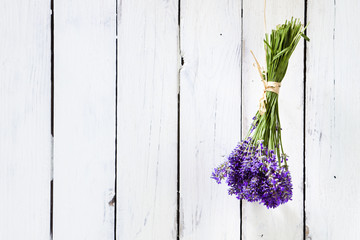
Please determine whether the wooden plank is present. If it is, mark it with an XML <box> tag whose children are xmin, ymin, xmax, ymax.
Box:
<box><xmin>116</xmin><ymin>0</ymin><xmax>179</xmax><ymax>239</ymax></box>
<box><xmin>53</xmin><ymin>0</ymin><xmax>116</xmax><ymax>239</ymax></box>
<box><xmin>241</xmin><ymin>1</ymin><xmax>304</xmax><ymax>239</ymax></box>
<box><xmin>0</xmin><ymin>0</ymin><xmax>51</xmax><ymax>239</ymax></box>
<box><xmin>305</xmin><ymin>0</ymin><xmax>360</xmax><ymax>239</ymax></box>
<box><xmin>179</xmin><ymin>0</ymin><xmax>242</xmax><ymax>239</ymax></box>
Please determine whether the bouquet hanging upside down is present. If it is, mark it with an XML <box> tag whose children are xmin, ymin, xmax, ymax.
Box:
<box><xmin>211</xmin><ymin>18</ymin><xmax>309</xmax><ymax>209</ymax></box>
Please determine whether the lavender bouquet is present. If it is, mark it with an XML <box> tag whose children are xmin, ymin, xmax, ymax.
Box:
<box><xmin>212</xmin><ymin>18</ymin><xmax>309</xmax><ymax>208</ymax></box>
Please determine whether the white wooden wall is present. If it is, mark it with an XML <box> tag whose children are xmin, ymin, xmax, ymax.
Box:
<box><xmin>0</xmin><ymin>0</ymin><xmax>359</xmax><ymax>239</ymax></box>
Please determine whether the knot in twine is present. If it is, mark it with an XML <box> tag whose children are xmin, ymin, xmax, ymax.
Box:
<box><xmin>259</xmin><ymin>80</ymin><xmax>281</xmax><ymax>115</ymax></box>
<box><xmin>250</xmin><ymin>50</ymin><xmax>281</xmax><ymax>115</ymax></box>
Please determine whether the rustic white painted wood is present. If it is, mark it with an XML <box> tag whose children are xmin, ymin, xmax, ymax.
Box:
<box><xmin>306</xmin><ymin>1</ymin><xmax>360</xmax><ymax>239</ymax></box>
<box><xmin>0</xmin><ymin>0</ymin><xmax>51</xmax><ymax>239</ymax></box>
<box><xmin>116</xmin><ymin>0</ymin><xmax>179</xmax><ymax>239</ymax></box>
<box><xmin>241</xmin><ymin>1</ymin><xmax>305</xmax><ymax>239</ymax></box>
<box><xmin>53</xmin><ymin>1</ymin><xmax>116</xmax><ymax>239</ymax></box>
<box><xmin>2</xmin><ymin>1</ymin><xmax>360</xmax><ymax>239</ymax></box>
<box><xmin>179</xmin><ymin>0</ymin><xmax>242</xmax><ymax>239</ymax></box>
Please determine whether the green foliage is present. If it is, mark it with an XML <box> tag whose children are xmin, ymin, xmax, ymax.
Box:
<box><xmin>264</xmin><ymin>17</ymin><xmax>309</xmax><ymax>83</ymax></box>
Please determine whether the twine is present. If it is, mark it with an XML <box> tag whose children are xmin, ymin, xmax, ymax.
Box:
<box><xmin>259</xmin><ymin>80</ymin><xmax>281</xmax><ymax>115</ymax></box>
<box><xmin>250</xmin><ymin>51</ymin><xmax>281</xmax><ymax>116</ymax></box>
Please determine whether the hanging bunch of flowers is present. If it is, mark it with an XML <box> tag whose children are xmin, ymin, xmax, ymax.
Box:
<box><xmin>211</xmin><ymin>18</ymin><xmax>309</xmax><ymax>209</ymax></box>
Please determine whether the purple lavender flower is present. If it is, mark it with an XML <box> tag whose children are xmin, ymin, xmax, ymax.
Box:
<box><xmin>211</xmin><ymin>138</ymin><xmax>293</xmax><ymax>209</ymax></box>
<box><xmin>211</xmin><ymin>162</ymin><xmax>229</xmax><ymax>184</ymax></box>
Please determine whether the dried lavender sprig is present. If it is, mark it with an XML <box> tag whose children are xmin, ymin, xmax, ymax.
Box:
<box><xmin>211</xmin><ymin>18</ymin><xmax>309</xmax><ymax>209</ymax></box>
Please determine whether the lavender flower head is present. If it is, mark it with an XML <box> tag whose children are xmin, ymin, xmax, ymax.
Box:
<box><xmin>212</xmin><ymin>137</ymin><xmax>293</xmax><ymax>209</ymax></box>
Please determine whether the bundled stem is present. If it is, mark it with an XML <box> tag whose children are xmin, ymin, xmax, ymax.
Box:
<box><xmin>250</xmin><ymin>18</ymin><xmax>309</xmax><ymax>166</ymax></box>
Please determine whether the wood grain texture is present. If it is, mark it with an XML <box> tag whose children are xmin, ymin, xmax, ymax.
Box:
<box><xmin>306</xmin><ymin>0</ymin><xmax>360</xmax><ymax>239</ymax></box>
<box><xmin>53</xmin><ymin>0</ymin><xmax>116</xmax><ymax>239</ymax></box>
<box><xmin>116</xmin><ymin>0</ymin><xmax>179</xmax><ymax>239</ymax></box>
<box><xmin>241</xmin><ymin>1</ymin><xmax>304</xmax><ymax>239</ymax></box>
<box><xmin>179</xmin><ymin>0</ymin><xmax>242</xmax><ymax>239</ymax></box>
<box><xmin>0</xmin><ymin>0</ymin><xmax>51</xmax><ymax>239</ymax></box>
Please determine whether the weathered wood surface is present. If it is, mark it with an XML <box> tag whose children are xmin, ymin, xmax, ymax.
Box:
<box><xmin>0</xmin><ymin>0</ymin><xmax>51</xmax><ymax>239</ymax></box>
<box><xmin>53</xmin><ymin>0</ymin><xmax>116</xmax><ymax>239</ymax></box>
<box><xmin>241</xmin><ymin>1</ymin><xmax>305</xmax><ymax>239</ymax></box>
<box><xmin>1</xmin><ymin>0</ymin><xmax>360</xmax><ymax>239</ymax></box>
<box><xmin>306</xmin><ymin>0</ymin><xmax>360</xmax><ymax>239</ymax></box>
<box><xmin>116</xmin><ymin>0</ymin><xmax>179</xmax><ymax>239</ymax></box>
<box><xmin>179</xmin><ymin>0</ymin><xmax>242</xmax><ymax>239</ymax></box>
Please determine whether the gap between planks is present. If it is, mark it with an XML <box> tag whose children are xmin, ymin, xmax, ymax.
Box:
<box><xmin>303</xmin><ymin>0</ymin><xmax>308</xmax><ymax>239</ymax></box>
